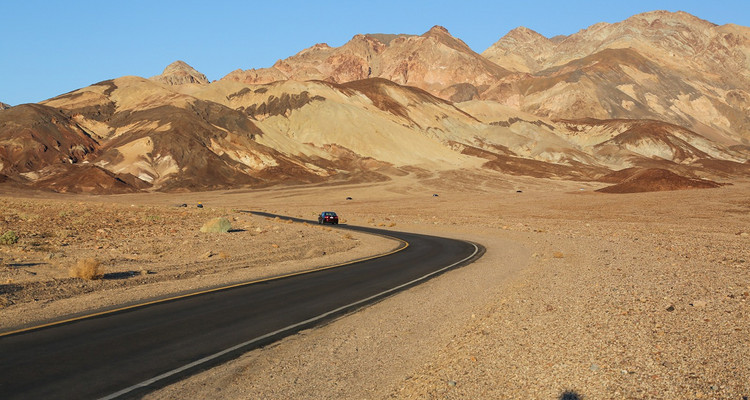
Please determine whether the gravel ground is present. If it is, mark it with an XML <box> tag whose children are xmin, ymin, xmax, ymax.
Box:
<box><xmin>143</xmin><ymin>174</ymin><xmax>750</xmax><ymax>400</ymax></box>
<box><xmin>3</xmin><ymin>173</ymin><xmax>749</xmax><ymax>399</ymax></box>
<box><xmin>0</xmin><ymin>195</ymin><xmax>397</xmax><ymax>331</ymax></box>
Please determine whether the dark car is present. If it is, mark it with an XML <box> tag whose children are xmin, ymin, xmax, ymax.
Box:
<box><xmin>318</xmin><ymin>211</ymin><xmax>339</xmax><ymax>225</ymax></box>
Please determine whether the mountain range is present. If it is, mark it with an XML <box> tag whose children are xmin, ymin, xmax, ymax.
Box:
<box><xmin>0</xmin><ymin>10</ymin><xmax>748</xmax><ymax>193</ymax></box>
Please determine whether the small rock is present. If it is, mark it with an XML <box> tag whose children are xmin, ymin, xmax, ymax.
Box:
<box><xmin>447</xmin><ymin>380</ymin><xmax>456</xmax><ymax>387</ymax></box>
<box><xmin>201</xmin><ymin>251</ymin><xmax>214</xmax><ymax>259</ymax></box>
<box><xmin>666</xmin><ymin>305</ymin><xmax>675</xmax><ymax>312</ymax></box>
<box><xmin>740</xmin><ymin>232</ymin><xmax>748</xmax><ymax>237</ymax></box>
<box><xmin>710</xmin><ymin>385</ymin><xmax>718</xmax><ymax>391</ymax></box>
<box><xmin>690</xmin><ymin>300</ymin><xmax>707</xmax><ymax>308</ymax></box>
<box><xmin>590</xmin><ymin>364</ymin><xmax>600</xmax><ymax>371</ymax></box>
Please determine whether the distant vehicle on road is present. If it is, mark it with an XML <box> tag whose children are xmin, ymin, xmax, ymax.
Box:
<box><xmin>318</xmin><ymin>211</ymin><xmax>339</xmax><ymax>225</ymax></box>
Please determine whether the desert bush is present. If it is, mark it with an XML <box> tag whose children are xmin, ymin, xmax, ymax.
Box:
<box><xmin>200</xmin><ymin>217</ymin><xmax>232</xmax><ymax>233</ymax></box>
<box><xmin>144</xmin><ymin>215</ymin><xmax>160</xmax><ymax>222</ymax></box>
<box><xmin>69</xmin><ymin>258</ymin><xmax>102</xmax><ymax>280</ymax></box>
<box><xmin>0</xmin><ymin>231</ymin><xmax>19</xmax><ymax>245</ymax></box>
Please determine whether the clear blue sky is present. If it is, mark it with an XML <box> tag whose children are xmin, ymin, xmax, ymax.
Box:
<box><xmin>1</xmin><ymin>0</ymin><xmax>747</xmax><ymax>106</ymax></box>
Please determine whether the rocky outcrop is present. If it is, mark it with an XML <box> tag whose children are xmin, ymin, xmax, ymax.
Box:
<box><xmin>0</xmin><ymin>102</ymin><xmax>10</xmax><ymax>110</ymax></box>
<box><xmin>151</xmin><ymin>60</ymin><xmax>209</xmax><ymax>86</ymax></box>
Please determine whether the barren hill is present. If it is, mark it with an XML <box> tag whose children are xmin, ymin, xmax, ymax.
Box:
<box><xmin>0</xmin><ymin>11</ymin><xmax>748</xmax><ymax>194</ymax></box>
<box><xmin>482</xmin><ymin>10</ymin><xmax>750</xmax><ymax>143</ymax></box>
<box><xmin>596</xmin><ymin>167</ymin><xmax>722</xmax><ymax>193</ymax></box>
<box><xmin>223</xmin><ymin>26</ymin><xmax>511</xmax><ymax>102</ymax></box>
<box><xmin>151</xmin><ymin>60</ymin><xmax>210</xmax><ymax>86</ymax></box>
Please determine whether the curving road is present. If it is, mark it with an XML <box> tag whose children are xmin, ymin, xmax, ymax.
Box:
<box><xmin>0</xmin><ymin>212</ymin><xmax>484</xmax><ymax>399</ymax></box>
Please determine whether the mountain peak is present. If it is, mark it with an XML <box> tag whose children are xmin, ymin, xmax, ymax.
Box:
<box><xmin>426</xmin><ymin>25</ymin><xmax>450</xmax><ymax>35</ymax></box>
<box><xmin>151</xmin><ymin>60</ymin><xmax>209</xmax><ymax>86</ymax></box>
<box><xmin>506</xmin><ymin>26</ymin><xmax>547</xmax><ymax>40</ymax></box>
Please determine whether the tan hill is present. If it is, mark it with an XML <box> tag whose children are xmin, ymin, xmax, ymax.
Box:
<box><xmin>150</xmin><ymin>60</ymin><xmax>209</xmax><ymax>86</ymax></box>
<box><xmin>220</xmin><ymin>11</ymin><xmax>749</xmax><ymax>146</ymax></box>
<box><xmin>223</xmin><ymin>26</ymin><xmax>511</xmax><ymax>102</ymax></box>
<box><xmin>37</xmin><ymin>77</ymin><xmax>346</xmax><ymax>191</ymax></box>
<box><xmin>482</xmin><ymin>11</ymin><xmax>750</xmax><ymax>143</ymax></box>
<box><xmin>1</xmin><ymin>71</ymin><xmax>748</xmax><ymax>193</ymax></box>
<box><xmin>1</xmin><ymin>10</ymin><xmax>749</xmax><ymax>193</ymax></box>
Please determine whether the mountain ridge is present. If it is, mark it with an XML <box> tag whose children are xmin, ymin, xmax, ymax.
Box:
<box><xmin>0</xmin><ymin>10</ymin><xmax>748</xmax><ymax>194</ymax></box>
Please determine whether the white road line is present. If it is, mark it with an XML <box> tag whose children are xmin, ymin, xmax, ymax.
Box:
<box><xmin>100</xmin><ymin>242</ymin><xmax>480</xmax><ymax>400</ymax></box>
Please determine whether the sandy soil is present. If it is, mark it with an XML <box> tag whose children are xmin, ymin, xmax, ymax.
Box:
<box><xmin>3</xmin><ymin>170</ymin><xmax>749</xmax><ymax>398</ymax></box>
<box><xmin>0</xmin><ymin>193</ymin><xmax>397</xmax><ymax>331</ymax></box>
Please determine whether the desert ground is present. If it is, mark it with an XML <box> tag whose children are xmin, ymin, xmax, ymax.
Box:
<box><xmin>1</xmin><ymin>170</ymin><xmax>749</xmax><ymax>399</ymax></box>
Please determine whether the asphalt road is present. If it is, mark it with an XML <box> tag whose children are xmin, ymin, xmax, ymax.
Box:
<box><xmin>0</xmin><ymin>212</ymin><xmax>484</xmax><ymax>399</ymax></box>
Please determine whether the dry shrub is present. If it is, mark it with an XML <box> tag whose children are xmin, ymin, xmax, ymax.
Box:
<box><xmin>388</xmin><ymin>222</ymin><xmax>397</xmax><ymax>227</ymax></box>
<box><xmin>271</xmin><ymin>244</ymin><xmax>279</xmax><ymax>248</ymax></box>
<box><xmin>0</xmin><ymin>231</ymin><xmax>19</xmax><ymax>245</ymax></box>
<box><xmin>200</xmin><ymin>217</ymin><xmax>232</xmax><ymax>233</ymax></box>
<box><xmin>553</xmin><ymin>252</ymin><xmax>565</xmax><ymax>259</ymax></box>
<box><xmin>218</xmin><ymin>251</ymin><xmax>229</xmax><ymax>259</ymax></box>
<box><xmin>342</xmin><ymin>232</ymin><xmax>353</xmax><ymax>240</ymax></box>
<box><xmin>70</xmin><ymin>258</ymin><xmax>103</xmax><ymax>280</ymax></box>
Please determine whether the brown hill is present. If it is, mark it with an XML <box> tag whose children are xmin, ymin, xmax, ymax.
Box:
<box><xmin>31</xmin><ymin>164</ymin><xmax>147</xmax><ymax>194</ymax></box>
<box><xmin>596</xmin><ymin>168</ymin><xmax>722</xmax><ymax>193</ymax></box>
<box><xmin>0</xmin><ymin>104</ymin><xmax>98</xmax><ymax>174</ymax></box>
<box><xmin>223</xmin><ymin>26</ymin><xmax>511</xmax><ymax>100</ymax></box>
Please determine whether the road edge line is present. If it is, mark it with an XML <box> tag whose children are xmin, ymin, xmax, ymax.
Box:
<box><xmin>100</xmin><ymin>242</ymin><xmax>481</xmax><ymax>400</ymax></box>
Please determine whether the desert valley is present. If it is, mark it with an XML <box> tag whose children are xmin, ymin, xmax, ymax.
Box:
<box><xmin>1</xmin><ymin>9</ymin><xmax>749</xmax><ymax>399</ymax></box>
